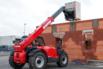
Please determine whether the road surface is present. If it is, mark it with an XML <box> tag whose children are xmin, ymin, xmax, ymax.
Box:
<box><xmin>0</xmin><ymin>56</ymin><xmax>103</xmax><ymax>69</ymax></box>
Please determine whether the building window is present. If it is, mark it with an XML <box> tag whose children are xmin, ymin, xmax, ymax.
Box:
<box><xmin>84</xmin><ymin>39</ymin><xmax>92</xmax><ymax>49</ymax></box>
<box><xmin>82</xmin><ymin>30</ymin><xmax>94</xmax><ymax>50</ymax></box>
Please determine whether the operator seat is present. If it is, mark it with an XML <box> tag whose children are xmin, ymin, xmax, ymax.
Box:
<box><xmin>34</xmin><ymin>36</ymin><xmax>45</xmax><ymax>46</ymax></box>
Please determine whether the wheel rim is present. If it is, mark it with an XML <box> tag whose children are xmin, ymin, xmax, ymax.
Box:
<box><xmin>61</xmin><ymin>55</ymin><xmax>67</xmax><ymax>64</ymax></box>
<box><xmin>35</xmin><ymin>56</ymin><xmax>45</xmax><ymax>68</ymax></box>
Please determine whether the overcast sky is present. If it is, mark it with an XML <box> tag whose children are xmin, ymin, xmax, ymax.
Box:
<box><xmin>0</xmin><ymin>0</ymin><xmax>103</xmax><ymax>36</ymax></box>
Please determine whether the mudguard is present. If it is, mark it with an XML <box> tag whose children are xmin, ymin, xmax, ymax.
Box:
<box><xmin>28</xmin><ymin>48</ymin><xmax>41</xmax><ymax>56</ymax></box>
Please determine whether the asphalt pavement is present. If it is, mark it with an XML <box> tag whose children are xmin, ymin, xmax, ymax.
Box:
<box><xmin>0</xmin><ymin>56</ymin><xmax>103</xmax><ymax>69</ymax></box>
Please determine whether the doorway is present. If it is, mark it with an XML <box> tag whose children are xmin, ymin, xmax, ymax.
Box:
<box><xmin>55</xmin><ymin>38</ymin><xmax>63</xmax><ymax>55</ymax></box>
<box><xmin>82</xmin><ymin>30</ymin><xmax>95</xmax><ymax>60</ymax></box>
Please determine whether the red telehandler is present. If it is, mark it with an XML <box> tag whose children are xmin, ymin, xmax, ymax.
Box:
<box><xmin>9</xmin><ymin>3</ymin><xmax>76</xmax><ymax>69</ymax></box>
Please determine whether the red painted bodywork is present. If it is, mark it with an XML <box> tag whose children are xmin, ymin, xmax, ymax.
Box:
<box><xmin>13</xmin><ymin>51</ymin><xmax>26</xmax><ymax>64</ymax></box>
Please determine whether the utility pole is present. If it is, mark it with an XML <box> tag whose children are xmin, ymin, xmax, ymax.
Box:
<box><xmin>23</xmin><ymin>23</ymin><xmax>26</xmax><ymax>36</ymax></box>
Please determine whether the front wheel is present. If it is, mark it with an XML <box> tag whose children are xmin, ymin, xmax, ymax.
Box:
<box><xmin>57</xmin><ymin>52</ymin><xmax>68</xmax><ymax>67</ymax></box>
<box><xmin>9</xmin><ymin>55</ymin><xmax>25</xmax><ymax>69</ymax></box>
<box><xmin>29</xmin><ymin>52</ymin><xmax>47</xmax><ymax>69</ymax></box>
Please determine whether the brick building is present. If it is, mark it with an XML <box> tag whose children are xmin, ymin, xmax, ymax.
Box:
<box><xmin>40</xmin><ymin>18</ymin><xmax>103</xmax><ymax>61</ymax></box>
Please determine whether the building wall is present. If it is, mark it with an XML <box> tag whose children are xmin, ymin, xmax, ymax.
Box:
<box><xmin>40</xmin><ymin>18</ymin><xmax>103</xmax><ymax>61</ymax></box>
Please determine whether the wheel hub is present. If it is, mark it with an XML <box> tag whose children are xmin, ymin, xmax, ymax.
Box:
<box><xmin>37</xmin><ymin>60</ymin><xmax>41</xmax><ymax>64</ymax></box>
<box><xmin>35</xmin><ymin>56</ymin><xmax>44</xmax><ymax>68</ymax></box>
<box><xmin>62</xmin><ymin>55</ymin><xmax>67</xmax><ymax>64</ymax></box>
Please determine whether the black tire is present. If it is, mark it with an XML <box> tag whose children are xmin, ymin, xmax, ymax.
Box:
<box><xmin>9</xmin><ymin>53</ymin><xmax>25</xmax><ymax>69</ymax></box>
<box><xmin>57</xmin><ymin>52</ymin><xmax>68</xmax><ymax>67</ymax></box>
<box><xmin>29</xmin><ymin>52</ymin><xmax>47</xmax><ymax>69</ymax></box>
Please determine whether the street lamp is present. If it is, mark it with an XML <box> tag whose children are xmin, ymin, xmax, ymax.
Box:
<box><xmin>23</xmin><ymin>23</ymin><xmax>27</xmax><ymax>36</ymax></box>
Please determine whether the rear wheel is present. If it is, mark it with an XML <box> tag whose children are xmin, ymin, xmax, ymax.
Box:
<box><xmin>29</xmin><ymin>52</ymin><xmax>47</xmax><ymax>69</ymax></box>
<box><xmin>9</xmin><ymin>55</ymin><xmax>25</xmax><ymax>69</ymax></box>
<box><xmin>57</xmin><ymin>52</ymin><xmax>68</xmax><ymax>67</ymax></box>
